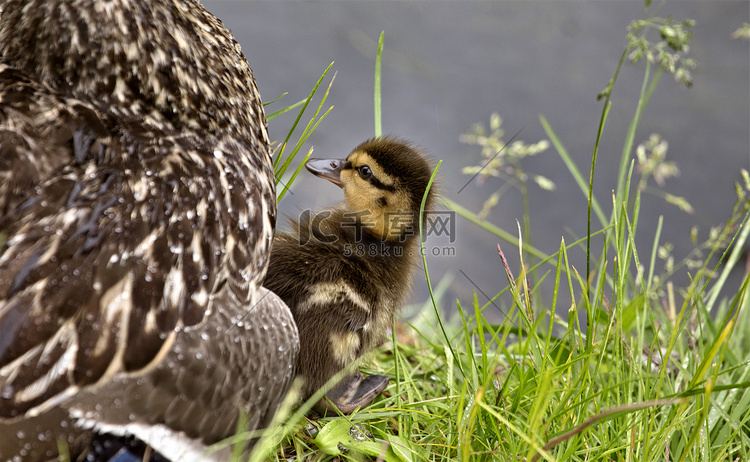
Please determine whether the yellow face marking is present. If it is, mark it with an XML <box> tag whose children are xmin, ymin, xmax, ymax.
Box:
<box><xmin>341</xmin><ymin>152</ymin><xmax>415</xmax><ymax>241</ymax></box>
<box><xmin>346</xmin><ymin>152</ymin><xmax>393</xmax><ymax>186</ymax></box>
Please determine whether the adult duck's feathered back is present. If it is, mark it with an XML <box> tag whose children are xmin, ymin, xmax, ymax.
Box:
<box><xmin>0</xmin><ymin>0</ymin><xmax>297</xmax><ymax>459</ymax></box>
<box><xmin>0</xmin><ymin>0</ymin><xmax>268</xmax><ymax>145</ymax></box>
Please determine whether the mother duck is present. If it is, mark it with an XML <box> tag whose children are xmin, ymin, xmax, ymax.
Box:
<box><xmin>0</xmin><ymin>0</ymin><xmax>298</xmax><ymax>459</ymax></box>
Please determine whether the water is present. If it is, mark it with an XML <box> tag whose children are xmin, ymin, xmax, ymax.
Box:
<box><xmin>206</xmin><ymin>0</ymin><xmax>749</xmax><ymax>321</ymax></box>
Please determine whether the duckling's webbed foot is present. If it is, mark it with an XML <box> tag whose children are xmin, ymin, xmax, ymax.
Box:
<box><xmin>316</xmin><ymin>371</ymin><xmax>390</xmax><ymax>415</ymax></box>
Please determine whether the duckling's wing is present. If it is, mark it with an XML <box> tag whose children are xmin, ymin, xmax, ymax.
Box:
<box><xmin>0</xmin><ymin>73</ymin><xmax>276</xmax><ymax>421</ymax></box>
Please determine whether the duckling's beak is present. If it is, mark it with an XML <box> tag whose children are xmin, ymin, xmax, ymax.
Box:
<box><xmin>305</xmin><ymin>158</ymin><xmax>345</xmax><ymax>188</ymax></box>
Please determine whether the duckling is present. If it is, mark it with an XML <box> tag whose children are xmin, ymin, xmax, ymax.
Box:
<box><xmin>264</xmin><ymin>137</ymin><xmax>435</xmax><ymax>414</ymax></box>
<box><xmin>0</xmin><ymin>0</ymin><xmax>297</xmax><ymax>460</ymax></box>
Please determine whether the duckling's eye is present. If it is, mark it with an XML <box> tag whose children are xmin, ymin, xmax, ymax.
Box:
<box><xmin>358</xmin><ymin>165</ymin><xmax>373</xmax><ymax>180</ymax></box>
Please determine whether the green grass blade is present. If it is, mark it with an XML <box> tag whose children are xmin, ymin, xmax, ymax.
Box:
<box><xmin>265</xmin><ymin>97</ymin><xmax>305</xmax><ymax>121</ymax></box>
<box><xmin>540</xmin><ymin>115</ymin><xmax>607</xmax><ymax>227</ymax></box>
<box><xmin>273</xmin><ymin>62</ymin><xmax>334</xmax><ymax>171</ymax></box>
<box><xmin>419</xmin><ymin>162</ymin><xmax>466</xmax><ymax>383</ymax></box>
<box><xmin>375</xmin><ymin>31</ymin><xmax>384</xmax><ymax>137</ymax></box>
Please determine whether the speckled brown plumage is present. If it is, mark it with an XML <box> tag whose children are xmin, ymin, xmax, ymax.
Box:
<box><xmin>264</xmin><ymin>137</ymin><xmax>435</xmax><ymax>413</ymax></box>
<box><xmin>0</xmin><ymin>0</ymin><xmax>298</xmax><ymax>459</ymax></box>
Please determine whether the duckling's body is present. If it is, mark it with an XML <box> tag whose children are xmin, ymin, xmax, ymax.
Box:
<box><xmin>0</xmin><ymin>0</ymin><xmax>297</xmax><ymax>459</ymax></box>
<box><xmin>265</xmin><ymin>137</ymin><xmax>434</xmax><ymax>413</ymax></box>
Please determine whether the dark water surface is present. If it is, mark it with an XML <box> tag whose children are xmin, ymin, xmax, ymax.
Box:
<box><xmin>205</xmin><ymin>0</ymin><xmax>749</xmax><ymax>321</ymax></box>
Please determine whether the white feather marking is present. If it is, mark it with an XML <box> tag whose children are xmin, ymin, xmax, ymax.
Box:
<box><xmin>132</xmin><ymin>177</ymin><xmax>149</xmax><ymax>201</ymax></box>
<box><xmin>225</xmin><ymin>233</ymin><xmax>236</xmax><ymax>255</ymax></box>
<box><xmin>191</xmin><ymin>289</ymin><xmax>208</xmax><ymax>308</ymax></box>
<box><xmin>196</xmin><ymin>198</ymin><xmax>207</xmax><ymax>222</ymax></box>
<box><xmin>124</xmin><ymin>42</ymin><xmax>138</xmax><ymax>61</ymax></box>
<box><xmin>93</xmin><ymin>276</ymin><xmax>133</xmax><ymax>358</ymax></box>
<box><xmin>191</xmin><ymin>233</ymin><xmax>202</xmax><ymax>263</ymax></box>
<box><xmin>15</xmin><ymin>330</ymin><xmax>77</xmax><ymax>404</ymax></box>
<box><xmin>329</xmin><ymin>332</ymin><xmax>360</xmax><ymax>364</ymax></box>
<box><xmin>61</xmin><ymin>207</ymin><xmax>87</xmax><ymax>227</ymax></box>
<box><xmin>215</xmin><ymin>158</ymin><xmax>231</xmax><ymax>213</ymax></box>
<box><xmin>144</xmin><ymin>309</ymin><xmax>159</xmax><ymax>336</ymax></box>
<box><xmin>153</xmin><ymin>48</ymin><xmax>169</xmax><ymax>67</ymax></box>
<box><xmin>26</xmin><ymin>386</ymin><xmax>81</xmax><ymax>418</ymax></box>
<box><xmin>172</xmin><ymin>28</ymin><xmax>189</xmax><ymax>51</ymax></box>
<box><xmin>38</xmin><ymin>238</ymin><xmax>61</xmax><ymax>266</ymax></box>
<box><xmin>113</xmin><ymin>77</ymin><xmax>128</xmax><ymax>103</ymax></box>
<box><xmin>134</xmin><ymin>230</ymin><xmax>159</xmax><ymax>257</ymax></box>
<box><xmin>307</xmin><ymin>281</ymin><xmax>370</xmax><ymax>313</ymax></box>
<box><xmin>70</xmin><ymin>418</ymin><xmax>230</xmax><ymax>462</ymax></box>
<box><xmin>187</xmin><ymin>149</ymin><xmax>206</xmax><ymax>168</ymax></box>
<box><xmin>164</xmin><ymin>265</ymin><xmax>185</xmax><ymax>310</ymax></box>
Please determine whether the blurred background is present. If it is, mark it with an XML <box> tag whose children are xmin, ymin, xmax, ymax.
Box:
<box><xmin>204</xmin><ymin>0</ymin><xmax>749</xmax><ymax>321</ymax></box>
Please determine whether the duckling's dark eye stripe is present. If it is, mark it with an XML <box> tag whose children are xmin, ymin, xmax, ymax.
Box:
<box><xmin>343</xmin><ymin>161</ymin><xmax>395</xmax><ymax>191</ymax></box>
<box><xmin>368</xmin><ymin>176</ymin><xmax>396</xmax><ymax>192</ymax></box>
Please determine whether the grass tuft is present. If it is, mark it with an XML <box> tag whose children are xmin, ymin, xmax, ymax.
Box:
<box><xmin>249</xmin><ymin>4</ymin><xmax>750</xmax><ymax>461</ymax></box>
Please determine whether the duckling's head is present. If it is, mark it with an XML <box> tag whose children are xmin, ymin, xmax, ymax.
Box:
<box><xmin>305</xmin><ymin>137</ymin><xmax>435</xmax><ymax>241</ymax></box>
